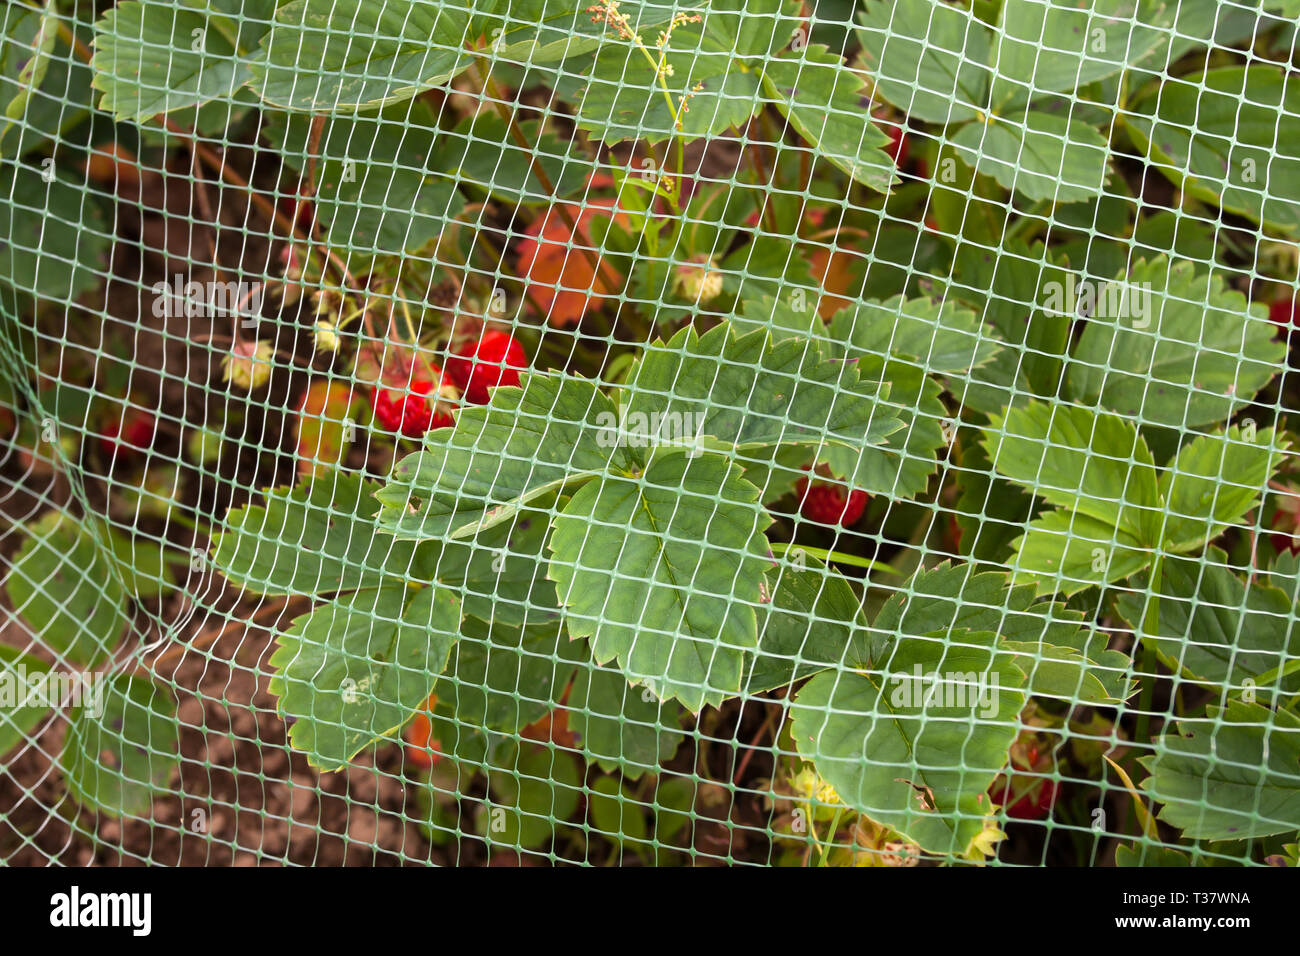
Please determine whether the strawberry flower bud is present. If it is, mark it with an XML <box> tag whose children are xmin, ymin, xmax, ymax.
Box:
<box><xmin>314</xmin><ymin>320</ymin><xmax>340</xmax><ymax>354</ymax></box>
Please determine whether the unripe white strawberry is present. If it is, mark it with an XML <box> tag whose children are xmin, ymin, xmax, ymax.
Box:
<box><xmin>675</xmin><ymin>257</ymin><xmax>724</xmax><ymax>303</ymax></box>
<box><xmin>223</xmin><ymin>340</ymin><xmax>274</xmax><ymax>390</ymax></box>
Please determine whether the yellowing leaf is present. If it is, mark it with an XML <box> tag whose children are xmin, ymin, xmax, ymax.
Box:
<box><xmin>295</xmin><ymin>381</ymin><xmax>361</xmax><ymax>478</ymax></box>
<box><xmin>516</xmin><ymin>199</ymin><xmax>627</xmax><ymax>328</ymax></box>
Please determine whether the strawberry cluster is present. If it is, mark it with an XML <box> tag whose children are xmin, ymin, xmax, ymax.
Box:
<box><xmin>369</xmin><ymin>330</ymin><xmax>528</xmax><ymax>440</ymax></box>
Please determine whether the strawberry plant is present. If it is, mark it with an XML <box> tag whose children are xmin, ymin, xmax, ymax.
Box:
<box><xmin>1</xmin><ymin>0</ymin><xmax>1300</xmax><ymax>868</ymax></box>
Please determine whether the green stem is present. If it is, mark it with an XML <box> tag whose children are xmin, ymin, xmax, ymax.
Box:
<box><xmin>816</xmin><ymin>805</ymin><xmax>847</xmax><ymax>867</ymax></box>
<box><xmin>768</xmin><ymin>541</ymin><xmax>899</xmax><ymax>575</ymax></box>
<box><xmin>1248</xmin><ymin>657</ymin><xmax>1300</xmax><ymax>693</ymax></box>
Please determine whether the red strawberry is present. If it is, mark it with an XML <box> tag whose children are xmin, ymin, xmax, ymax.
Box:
<box><xmin>1272</xmin><ymin>493</ymin><xmax>1300</xmax><ymax>555</ymax></box>
<box><xmin>882</xmin><ymin>123</ymin><xmax>909</xmax><ymax>167</ymax></box>
<box><xmin>991</xmin><ymin>773</ymin><xmax>1059</xmax><ymax>821</ymax></box>
<box><xmin>447</xmin><ymin>329</ymin><xmax>528</xmax><ymax>405</ymax></box>
<box><xmin>795</xmin><ymin>465</ymin><xmax>869</xmax><ymax>526</ymax></box>
<box><xmin>371</xmin><ymin>368</ymin><xmax>459</xmax><ymax>439</ymax></box>
<box><xmin>99</xmin><ymin>405</ymin><xmax>156</xmax><ymax>458</ymax></box>
<box><xmin>1270</xmin><ymin>296</ymin><xmax>1299</xmax><ymax>328</ymax></box>
<box><xmin>279</xmin><ymin>185</ymin><xmax>314</xmax><ymax>236</ymax></box>
<box><xmin>991</xmin><ymin>736</ymin><xmax>1059</xmax><ymax>821</ymax></box>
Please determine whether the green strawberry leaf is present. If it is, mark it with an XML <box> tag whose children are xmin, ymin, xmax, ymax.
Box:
<box><xmin>985</xmin><ymin>401</ymin><xmax>1279</xmax><ymax>594</ymax></box>
<box><xmin>0</xmin><ymin>163</ymin><xmax>109</xmax><ymax>310</ymax></box>
<box><xmin>432</xmin><ymin>112</ymin><xmax>590</xmax><ymax>207</ymax></box>
<box><xmin>622</xmin><ymin>322</ymin><xmax>904</xmax><ymax>455</ymax></box>
<box><xmin>263</xmin><ymin>102</ymin><xmax>466</xmax><ymax>265</ymax></box>
<box><xmin>432</xmin><ymin>616</ymin><xmax>585</xmax><ymax>763</ymax></box>
<box><xmin>813</xmin><ymin>295</ymin><xmax>993</xmax><ymax>499</ymax></box>
<box><xmin>1116</xmin><ymin>551</ymin><xmax>1300</xmax><ymax>695</ymax></box>
<box><xmin>251</xmin><ymin>0</ymin><xmax>472</xmax><ymax>111</ymax></box>
<box><xmin>717</xmin><ymin>234</ymin><xmax>819</xmax><ymax>313</ymax></box>
<box><xmin>984</xmin><ymin>401</ymin><xmax>1169</xmax><ymax>593</ymax></box>
<box><xmin>985</xmin><ymin>400</ymin><xmax>1162</xmax><ymax>539</ymax></box>
<box><xmin>59</xmin><ymin>674</ymin><xmax>178</xmax><ymax>818</ymax></box>
<box><xmin>270</xmin><ymin>583</ymin><xmax>461</xmax><ymax>770</ymax></box>
<box><xmin>1114</xmin><ymin>844</ymin><xmax>1192</xmax><ymax>866</ymax></box>
<box><xmin>1164</xmin><ymin>0</ymin><xmax>1289</xmax><ymax>62</ymax></box>
<box><xmin>442</xmin><ymin>510</ymin><xmax>562</xmax><ymax>629</ymax></box>
<box><xmin>988</xmin><ymin>0</ymin><xmax>1172</xmax><ymax>111</ymax></box>
<box><xmin>950</xmin><ymin>111</ymin><xmax>1111</xmax><ymax>203</ymax></box>
<box><xmin>734</xmin><ymin>293</ymin><xmax>826</xmax><ymax>343</ymax></box>
<box><xmin>1011</xmin><ymin>507</ymin><xmax>1153</xmax><ymax>594</ymax></box>
<box><xmin>822</xmin><ymin>358</ymin><xmax>947</xmax><ymax>499</ymax></box>
<box><xmin>954</xmin><ymin>428</ymin><xmax>1037</xmax><ymax>564</ymax></box>
<box><xmin>479</xmin><ymin>0</ymin><xmax>633</xmax><ymax>65</ymax></box>
<box><xmin>478</xmin><ymin>740</ymin><xmax>583</xmax><ymax>850</ymax></box>
<box><xmin>562</xmin><ymin>26</ymin><xmax>758</xmax><ymax>145</ymax></box>
<box><xmin>698</xmin><ymin>0</ymin><xmax>801</xmax><ymax>57</ymax></box>
<box><xmin>92</xmin><ymin>0</ymin><xmax>274</xmax><ymax>121</ymax></box>
<box><xmin>211</xmin><ymin>474</ymin><xmax>429</xmax><ymax>597</ymax></box>
<box><xmin>1143</xmin><ymin>699</ymin><xmax>1300</xmax><ymax>841</ymax></box>
<box><xmin>2</xmin><ymin>6</ymin><xmax>94</xmax><ymax>158</ymax></box>
<box><xmin>6</xmin><ymin>511</ymin><xmax>129</xmax><ymax>667</ymax></box>
<box><xmin>587</xmin><ymin>775</ymin><xmax>651</xmax><ymax>858</ymax></box>
<box><xmin>856</xmin><ymin>0</ymin><xmax>992</xmax><ymax>124</ymax></box>
<box><xmin>946</xmin><ymin>239</ymin><xmax>1072</xmax><ymax>416</ymax></box>
<box><xmin>548</xmin><ymin>449</ymin><xmax>771</xmax><ymax>711</ymax></box>
<box><xmin>1127</xmin><ymin>66</ymin><xmax>1300</xmax><ymax>233</ymax></box>
<box><xmin>745</xmin><ymin>556</ymin><xmax>871</xmax><ymax>693</ymax></box>
<box><xmin>827</xmin><ymin>294</ymin><xmax>1002</xmax><ymax>375</ymax></box>
<box><xmin>562</xmin><ymin>0</ymin><xmax>801</xmax><ymax>147</ymax></box>
<box><xmin>1159</xmin><ymin>426</ymin><xmax>1286</xmax><ymax>551</ymax></box>
<box><xmin>0</xmin><ymin>0</ymin><xmax>57</xmax><ymax>148</ymax></box>
<box><xmin>760</xmin><ymin>45</ymin><xmax>896</xmax><ymax>193</ymax></box>
<box><xmin>1066</xmin><ymin>258</ymin><xmax>1286</xmax><ymax>428</ymax></box>
<box><xmin>0</xmin><ymin>645</ymin><xmax>52</xmax><ymax>757</ymax></box>
<box><xmin>214</xmin><ymin>474</ymin><xmax>562</xmax><ymax>630</ymax></box>
<box><xmin>569</xmin><ymin>664</ymin><xmax>686</xmax><ymax>777</ymax></box>
<box><xmin>791</xmin><ymin>631</ymin><xmax>1026</xmax><ymax>854</ymax></box>
<box><xmin>873</xmin><ymin>563</ymin><xmax>1132</xmax><ymax>703</ymax></box>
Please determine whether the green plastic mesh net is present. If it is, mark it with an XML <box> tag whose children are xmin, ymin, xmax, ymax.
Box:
<box><xmin>1</xmin><ymin>0</ymin><xmax>1299</xmax><ymax>867</ymax></box>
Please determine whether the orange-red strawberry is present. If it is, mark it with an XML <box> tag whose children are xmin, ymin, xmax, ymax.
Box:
<box><xmin>371</xmin><ymin>368</ymin><xmax>458</xmax><ymax>439</ymax></box>
<box><xmin>447</xmin><ymin>329</ymin><xmax>528</xmax><ymax>405</ymax></box>
<box><xmin>516</xmin><ymin>198</ymin><xmax>627</xmax><ymax>327</ymax></box>
<box><xmin>405</xmin><ymin>694</ymin><xmax>441</xmax><ymax>769</ymax></box>
<box><xmin>795</xmin><ymin>465</ymin><xmax>869</xmax><ymax>526</ymax></box>
<box><xmin>521</xmin><ymin>707</ymin><xmax>577</xmax><ymax>750</ymax></box>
